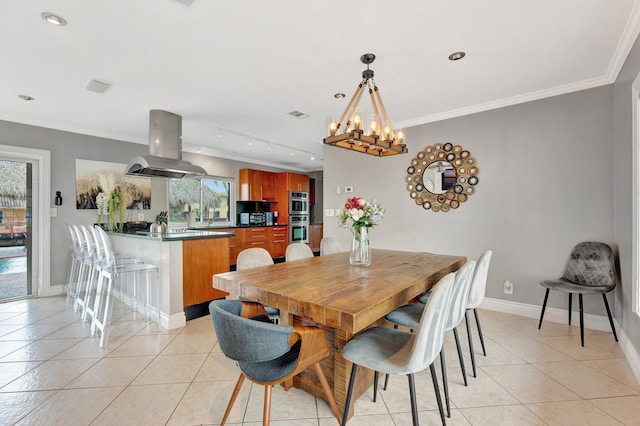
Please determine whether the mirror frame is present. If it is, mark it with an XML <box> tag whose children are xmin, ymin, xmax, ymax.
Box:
<box><xmin>405</xmin><ymin>143</ymin><xmax>479</xmax><ymax>212</ymax></box>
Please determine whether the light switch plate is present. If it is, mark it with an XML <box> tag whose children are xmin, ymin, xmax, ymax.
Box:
<box><xmin>336</xmin><ymin>186</ymin><xmax>341</xmax><ymax>194</ymax></box>
<box><xmin>345</xmin><ymin>186</ymin><xmax>353</xmax><ymax>193</ymax></box>
<box><xmin>326</xmin><ymin>209</ymin><xmax>334</xmax><ymax>217</ymax></box>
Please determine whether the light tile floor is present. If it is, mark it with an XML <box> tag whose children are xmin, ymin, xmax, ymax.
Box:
<box><xmin>0</xmin><ymin>296</ymin><xmax>638</xmax><ymax>425</ymax></box>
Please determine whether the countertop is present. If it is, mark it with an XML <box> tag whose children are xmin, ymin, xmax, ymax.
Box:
<box><xmin>107</xmin><ymin>229</ymin><xmax>235</xmax><ymax>242</ymax></box>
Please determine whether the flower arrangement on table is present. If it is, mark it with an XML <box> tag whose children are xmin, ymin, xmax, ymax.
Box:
<box><xmin>96</xmin><ymin>173</ymin><xmax>124</xmax><ymax>232</ymax></box>
<box><xmin>338</xmin><ymin>196</ymin><xmax>384</xmax><ymax>266</ymax></box>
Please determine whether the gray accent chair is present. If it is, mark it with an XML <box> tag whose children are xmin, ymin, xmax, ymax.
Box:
<box><xmin>340</xmin><ymin>272</ymin><xmax>456</xmax><ymax>426</ymax></box>
<box><xmin>384</xmin><ymin>260</ymin><xmax>476</xmax><ymax>418</ymax></box>
<box><xmin>538</xmin><ymin>242</ymin><xmax>618</xmax><ymax>347</ymax></box>
<box><xmin>209</xmin><ymin>299</ymin><xmax>341</xmax><ymax>425</ymax></box>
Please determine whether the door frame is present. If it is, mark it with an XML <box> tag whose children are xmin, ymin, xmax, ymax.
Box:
<box><xmin>0</xmin><ymin>144</ymin><xmax>51</xmax><ymax>297</ymax></box>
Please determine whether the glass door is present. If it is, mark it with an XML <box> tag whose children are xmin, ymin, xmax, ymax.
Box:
<box><xmin>0</xmin><ymin>160</ymin><xmax>31</xmax><ymax>300</ymax></box>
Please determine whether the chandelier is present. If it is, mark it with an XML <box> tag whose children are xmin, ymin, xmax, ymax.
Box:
<box><xmin>323</xmin><ymin>53</ymin><xmax>408</xmax><ymax>157</ymax></box>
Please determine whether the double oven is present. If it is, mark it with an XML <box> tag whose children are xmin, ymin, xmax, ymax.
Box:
<box><xmin>288</xmin><ymin>191</ymin><xmax>309</xmax><ymax>243</ymax></box>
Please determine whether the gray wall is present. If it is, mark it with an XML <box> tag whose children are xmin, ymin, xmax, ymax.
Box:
<box><xmin>0</xmin><ymin>119</ymin><xmax>311</xmax><ymax>287</ymax></box>
<box><xmin>613</xmin><ymin>32</ymin><xmax>640</xmax><ymax>356</ymax></box>
<box><xmin>323</xmin><ymin>85</ymin><xmax>615</xmax><ymax>317</ymax></box>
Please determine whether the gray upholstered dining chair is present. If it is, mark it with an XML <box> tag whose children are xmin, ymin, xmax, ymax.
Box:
<box><xmin>285</xmin><ymin>242</ymin><xmax>314</xmax><ymax>261</ymax></box>
<box><xmin>384</xmin><ymin>260</ymin><xmax>476</xmax><ymax>418</ymax></box>
<box><xmin>463</xmin><ymin>250</ymin><xmax>492</xmax><ymax>377</ymax></box>
<box><xmin>340</xmin><ymin>272</ymin><xmax>456</xmax><ymax>426</ymax></box>
<box><xmin>538</xmin><ymin>242</ymin><xmax>619</xmax><ymax>347</ymax></box>
<box><xmin>209</xmin><ymin>299</ymin><xmax>341</xmax><ymax>425</ymax></box>
<box><xmin>236</xmin><ymin>248</ymin><xmax>279</xmax><ymax>323</ymax></box>
<box><xmin>320</xmin><ymin>237</ymin><xmax>342</xmax><ymax>255</ymax></box>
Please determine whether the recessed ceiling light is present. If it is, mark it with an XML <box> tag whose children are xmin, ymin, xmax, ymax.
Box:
<box><xmin>448</xmin><ymin>51</ymin><xmax>466</xmax><ymax>61</ymax></box>
<box><xmin>334</xmin><ymin>93</ymin><xmax>346</xmax><ymax>99</ymax></box>
<box><xmin>41</xmin><ymin>12</ymin><xmax>67</xmax><ymax>26</ymax></box>
<box><xmin>18</xmin><ymin>95</ymin><xmax>35</xmax><ymax>101</ymax></box>
<box><xmin>289</xmin><ymin>150</ymin><xmax>294</xmax><ymax>156</ymax></box>
<box><xmin>310</xmin><ymin>153</ymin><xmax>316</xmax><ymax>161</ymax></box>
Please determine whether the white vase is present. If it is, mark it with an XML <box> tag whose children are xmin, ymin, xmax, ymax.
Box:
<box><xmin>350</xmin><ymin>226</ymin><xmax>371</xmax><ymax>266</ymax></box>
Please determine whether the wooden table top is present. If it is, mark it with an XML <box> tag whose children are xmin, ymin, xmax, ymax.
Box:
<box><xmin>213</xmin><ymin>249</ymin><xmax>466</xmax><ymax>334</ymax></box>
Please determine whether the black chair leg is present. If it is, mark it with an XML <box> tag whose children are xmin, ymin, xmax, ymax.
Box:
<box><xmin>373</xmin><ymin>371</ymin><xmax>378</xmax><ymax>402</ymax></box>
<box><xmin>579</xmin><ymin>294</ymin><xmax>584</xmax><ymax>347</ymax></box>
<box><xmin>430</xmin><ymin>363</ymin><xmax>447</xmax><ymax>426</ymax></box>
<box><xmin>602</xmin><ymin>293</ymin><xmax>618</xmax><ymax>342</ymax></box>
<box><xmin>453</xmin><ymin>327</ymin><xmax>468</xmax><ymax>386</ymax></box>
<box><xmin>408</xmin><ymin>373</ymin><xmax>419</xmax><ymax>426</ymax></box>
<box><xmin>538</xmin><ymin>289</ymin><xmax>550</xmax><ymax>329</ymax></box>
<box><xmin>341</xmin><ymin>364</ymin><xmax>358</xmax><ymax>426</ymax></box>
<box><xmin>440</xmin><ymin>349</ymin><xmax>450</xmax><ymax>418</ymax></box>
<box><xmin>465</xmin><ymin>310</ymin><xmax>476</xmax><ymax>377</ymax></box>
<box><xmin>383</xmin><ymin>373</ymin><xmax>389</xmax><ymax>391</ymax></box>
<box><xmin>473</xmin><ymin>308</ymin><xmax>487</xmax><ymax>357</ymax></box>
<box><xmin>568</xmin><ymin>293</ymin><xmax>572</xmax><ymax>325</ymax></box>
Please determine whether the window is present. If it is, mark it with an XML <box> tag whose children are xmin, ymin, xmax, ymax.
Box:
<box><xmin>168</xmin><ymin>176</ymin><xmax>234</xmax><ymax>227</ymax></box>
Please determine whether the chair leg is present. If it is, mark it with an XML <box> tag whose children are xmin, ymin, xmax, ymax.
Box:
<box><xmin>538</xmin><ymin>288</ymin><xmax>550</xmax><ymax>329</ymax></box>
<box><xmin>568</xmin><ymin>293</ymin><xmax>572</xmax><ymax>326</ymax></box>
<box><xmin>383</xmin><ymin>372</ymin><xmax>389</xmax><ymax>391</ymax></box>
<box><xmin>453</xmin><ymin>327</ymin><xmax>467</xmax><ymax>386</ymax></box>
<box><xmin>602</xmin><ymin>293</ymin><xmax>618</xmax><ymax>342</ymax></box>
<box><xmin>473</xmin><ymin>309</ymin><xmax>487</xmax><ymax>357</ymax></box>
<box><xmin>440</xmin><ymin>349</ymin><xmax>450</xmax><ymax>418</ymax></box>
<box><xmin>312</xmin><ymin>363</ymin><xmax>341</xmax><ymax>422</ymax></box>
<box><xmin>430</xmin><ymin>363</ymin><xmax>447</xmax><ymax>426</ymax></box>
<box><xmin>263</xmin><ymin>385</ymin><xmax>272</xmax><ymax>426</ymax></box>
<box><xmin>465</xmin><ymin>310</ymin><xmax>477</xmax><ymax>377</ymax></box>
<box><xmin>408</xmin><ymin>373</ymin><xmax>419</xmax><ymax>426</ymax></box>
<box><xmin>373</xmin><ymin>371</ymin><xmax>378</xmax><ymax>402</ymax></box>
<box><xmin>341</xmin><ymin>364</ymin><xmax>358</xmax><ymax>426</ymax></box>
<box><xmin>220</xmin><ymin>374</ymin><xmax>245</xmax><ymax>425</ymax></box>
<box><xmin>579</xmin><ymin>294</ymin><xmax>585</xmax><ymax>347</ymax></box>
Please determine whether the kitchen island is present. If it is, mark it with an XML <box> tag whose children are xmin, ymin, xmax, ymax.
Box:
<box><xmin>108</xmin><ymin>229</ymin><xmax>233</xmax><ymax>329</ymax></box>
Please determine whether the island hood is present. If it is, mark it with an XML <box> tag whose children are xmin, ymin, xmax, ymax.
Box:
<box><xmin>125</xmin><ymin>109</ymin><xmax>207</xmax><ymax>179</ymax></box>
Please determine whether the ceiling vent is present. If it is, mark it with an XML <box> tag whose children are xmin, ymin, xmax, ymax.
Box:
<box><xmin>86</xmin><ymin>79</ymin><xmax>111</xmax><ymax>94</ymax></box>
<box><xmin>287</xmin><ymin>110</ymin><xmax>310</xmax><ymax>119</ymax></box>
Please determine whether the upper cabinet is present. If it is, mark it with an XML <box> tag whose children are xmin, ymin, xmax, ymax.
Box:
<box><xmin>284</xmin><ymin>172</ymin><xmax>310</xmax><ymax>192</ymax></box>
<box><xmin>239</xmin><ymin>169</ymin><xmax>277</xmax><ymax>201</ymax></box>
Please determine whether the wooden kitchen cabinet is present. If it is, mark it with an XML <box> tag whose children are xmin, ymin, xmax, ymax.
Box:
<box><xmin>268</xmin><ymin>226</ymin><xmax>288</xmax><ymax>258</ymax></box>
<box><xmin>309</xmin><ymin>224</ymin><xmax>323</xmax><ymax>253</ymax></box>
<box><xmin>245</xmin><ymin>227</ymin><xmax>268</xmax><ymax>250</ymax></box>
<box><xmin>182</xmin><ymin>237</ymin><xmax>230</xmax><ymax>307</ymax></box>
<box><xmin>238</xmin><ymin>169</ymin><xmax>277</xmax><ymax>201</ymax></box>
<box><xmin>285</xmin><ymin>172</ymin><xmax>310</xmax><ymax>192</ymax></box>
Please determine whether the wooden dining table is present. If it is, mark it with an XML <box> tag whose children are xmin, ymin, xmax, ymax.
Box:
<box><xmin>213</xmin><ymin>248</ymin><xmax>466</xmax><ymax>418</ymax></box>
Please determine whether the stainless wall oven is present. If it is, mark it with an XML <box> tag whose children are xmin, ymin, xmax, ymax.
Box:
<box><xmin>289</xmin><ymin>215</ymin><xmax>309</xmax><ymax>243</ymax></box>
<box><xmin>289</xmin><ymin>191</ymin><xmax>309</xmax><ymax>215</ymax></box>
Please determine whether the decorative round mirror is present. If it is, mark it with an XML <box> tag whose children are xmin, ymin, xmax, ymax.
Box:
<box><xmin>405</xmin><ymin>143</ymin><xmax>479</xmax><ymax>212</ymax></box>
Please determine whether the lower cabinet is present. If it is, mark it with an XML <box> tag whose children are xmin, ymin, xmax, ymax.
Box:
<box><xmin>218</xmin><ymin>226</ymin><xmax>288</xmax><ymax>267</ymax></box>
<box><xmin>182</xmin><ymin>238</ymin><xmax>230</xmax><ymax>307</ymax></box>
<box><xmin>268</xmin><ymin>226</ymin><xmax>288</xmax><ymax>258</ymax></box>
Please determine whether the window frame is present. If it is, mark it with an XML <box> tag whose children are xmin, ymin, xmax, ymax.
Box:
<box><xmin>168</xmin><ymin>175</ymin><xmax>235</xmax><ymax>228</ymax></box>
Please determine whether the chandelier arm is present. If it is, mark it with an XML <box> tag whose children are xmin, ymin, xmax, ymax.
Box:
<box><xmin>368</xmin><ymin>88</ymin><xmax>382</xmax><ymax>134</ymax></box>
<box><xmin>373</xmin><ymin>86</ymin><xmax>392</xmax><ymax>130</ymax></box>
<box><xmin>347</xmin><ymin>82</ymin><xmax>367</xmax><ymax>130</ymax></box>
<box><xmin>337</xmin><ymin>80</ymin><xmax>366</xmax><ymax>131</ymax></box>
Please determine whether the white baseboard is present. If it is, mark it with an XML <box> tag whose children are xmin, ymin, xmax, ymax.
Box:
<box><xmin>165</xmin><ymin>312</ymin><xmax>186</xmax><ymax>330</ymax></box>
<box><xmin>481</xmin><ymin>297</ymin><xmax>640</xmax><ymax>384</ymax></box>
<box><xmin>481</xmin><ymin>297</ymin><xmax>615</xmax><ymax>332</ymax></box>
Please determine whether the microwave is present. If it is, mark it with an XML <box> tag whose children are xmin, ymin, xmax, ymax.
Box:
<box><xmin>289</xmin><ymin>191</ymin><xmax>309</xmax><ymax>215</ymax></box>
<box><xmin>239</xmin><ymin>212</ymin><xmax>266</xmax><ymax>226</ymax></box>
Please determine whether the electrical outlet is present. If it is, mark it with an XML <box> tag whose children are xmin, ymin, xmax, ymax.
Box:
<box><xmin>138</xmin><ymin>213</ymin><xmax>145</xmax><ymax>221</ymax></box>
<box><xmin>504</xmin><ymin>280</ymin><xmax>514</xmax><ymax>295</ymax></box>
<box><xmin>326</xmin><ymin>209</ymin><xmax>334</xmax><ymax>217</ymax></box>
<box><xmin>345</xmin><ymin>186</ymin><xmax>353</xmax><ymax>193</ymax></box>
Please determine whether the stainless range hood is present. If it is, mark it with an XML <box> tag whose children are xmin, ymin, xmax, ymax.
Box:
<box><xmin>125</xmin><ymin>110</ymin><xmax>207</xmax><ymax>179</ymax></box>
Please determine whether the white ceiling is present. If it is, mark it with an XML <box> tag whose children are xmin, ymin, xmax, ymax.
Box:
<box><xmin>1</xmin><ymin>0</ymin><xmax>639</xmax><ymax>172</ymax></box>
